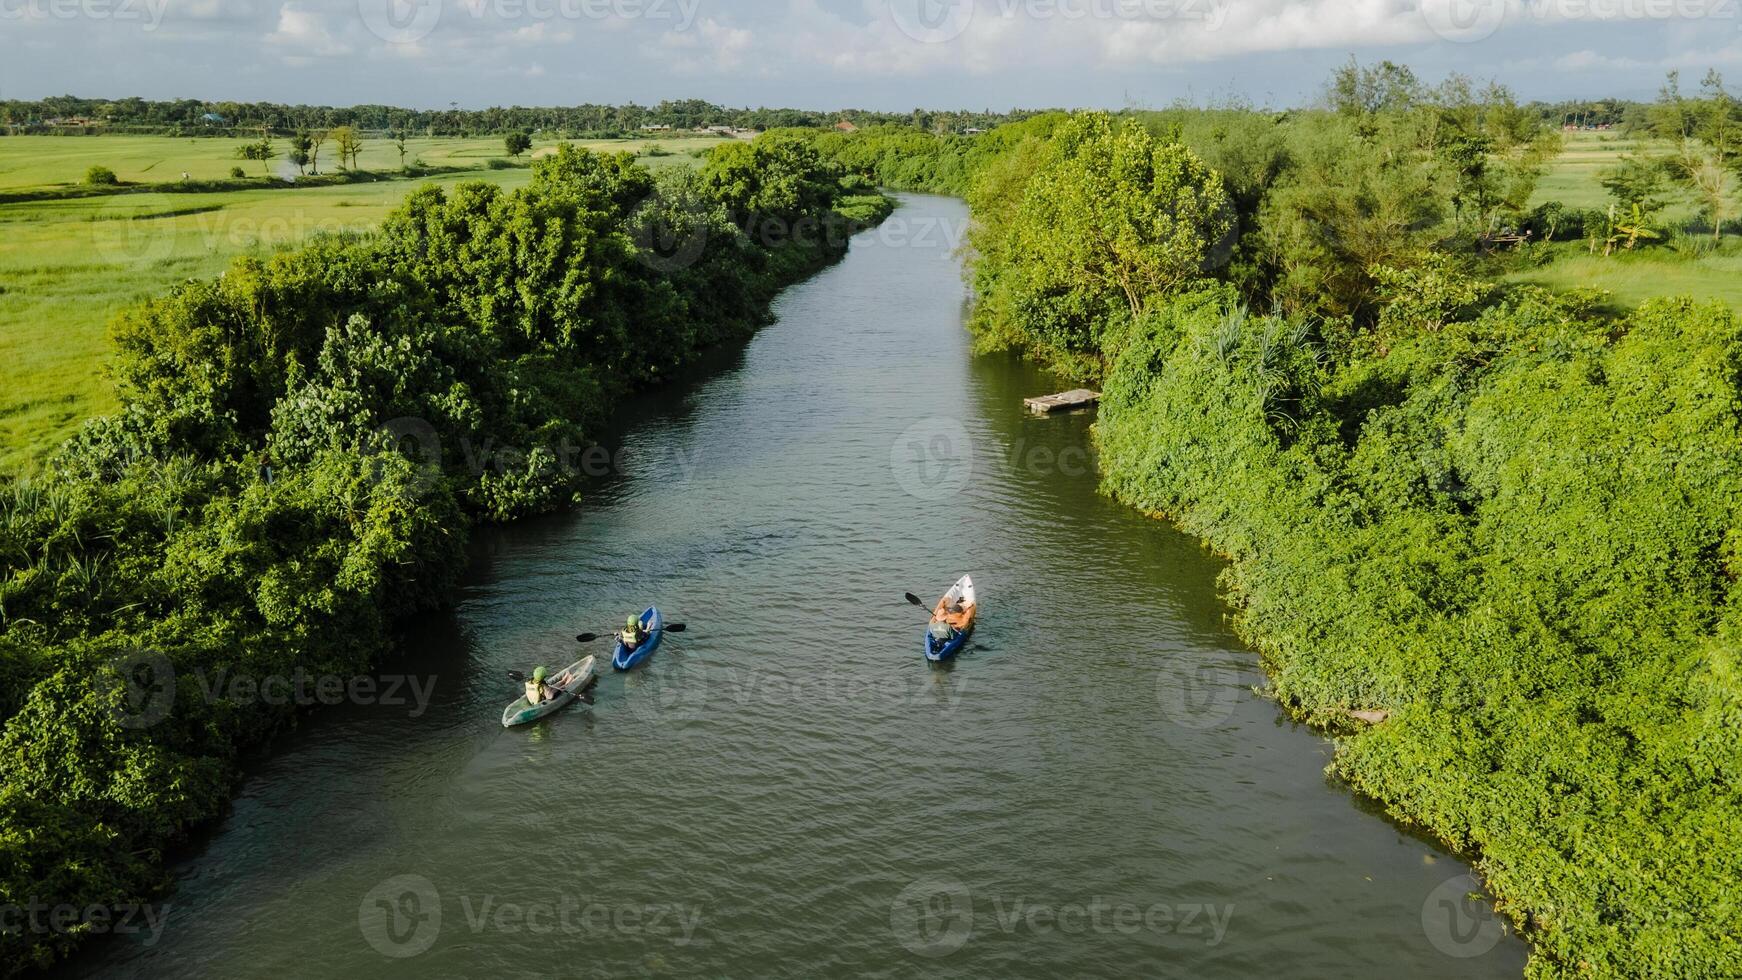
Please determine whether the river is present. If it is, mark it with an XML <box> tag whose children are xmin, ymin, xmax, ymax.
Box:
<box><xmin>69</xmin><ymin>194</ymin><xmax>1526</xmax><ymax>978</ymax></box>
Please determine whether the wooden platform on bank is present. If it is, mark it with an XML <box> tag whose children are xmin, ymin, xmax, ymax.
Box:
<box><xmin>1024</xmin><ymin>389</ymin><xmax>1101</xmax><ymax>415</ymax></box>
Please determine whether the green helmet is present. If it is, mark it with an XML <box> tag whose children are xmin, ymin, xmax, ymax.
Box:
<box><xmin>532</xmin><ymin>665</ymin><xmax>548</xmax><ymax>683</ymax></box>
<box><xmin>627</xmin><ymin>615</ymin><xmax>639</xmax><ymax>631</ymax></box>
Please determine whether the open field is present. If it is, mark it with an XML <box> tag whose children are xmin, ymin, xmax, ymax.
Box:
<box><xmin>1509</xmin><ymin>246</ymin><xmax>1742</xmax><ymax>309</ymax></box>
<box><xmin>0</xmin><ymin>133</ymin><xmax>723</xmax><ymax>190</ymax></box>
<box><xmin>0</xmin><ymin>134</ymin><xmax>724</xmax><ymax>471</ymax></box>
<box><xmin>1529</xmin><ymin>131</ymin><xmax>1664</xmax><ymax>210</ymax></box>
<box><xmin>1512</xmin><ymin>130</ymin><xmax>1739</xmax><ymax>307</ymax></box>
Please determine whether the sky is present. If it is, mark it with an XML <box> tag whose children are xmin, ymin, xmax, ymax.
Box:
<box><xmin>2</xmin><ymin>0</ymin><xmax>1739</xmax><ymax>110</ymax></box>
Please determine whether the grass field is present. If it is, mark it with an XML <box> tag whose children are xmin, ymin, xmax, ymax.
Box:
<box><xmin>1528</xmin><ymin>131</ymin><xmax>1666</xmax><ymax>210</ymax></box>
<box><xmin>0</xmin><ymin>133</ymin><xmax>723</xmax><ymax>190</ymax></box>
<box><xmin>1510</xmin><ymin>130</ymin><xmax>1741</xmax><ymax>308</ymax></box>
<box><xmin>0</xmin><ymin>134</ymin><xmax>723</xmax><ymax>472</ymax></box>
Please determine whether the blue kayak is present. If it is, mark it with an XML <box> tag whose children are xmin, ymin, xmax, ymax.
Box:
<box><xmin>612</xmin><ymin>606</ymin><xmax>663</xmax><ymax>671</ymax></box>
<box><xmin>923</xmin><ymin>575</ymin><xmax>977</xmax><ymax>663</ymax></box>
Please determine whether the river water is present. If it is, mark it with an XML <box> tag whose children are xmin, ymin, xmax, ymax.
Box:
<box><xmin>71</xmin><ymin>194</ymin><xmax>1525</xmax><ymax>978</ymax></box>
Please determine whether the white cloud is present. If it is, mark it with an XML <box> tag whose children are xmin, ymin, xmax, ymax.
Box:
<box><xmin>265</xmin><ymin>2</ymin><xmax>352</xmax><ymax>56</ymax></box>
<box><xmin>10</xmin><ymin>0</ymin><xmax>1740</xmax><ymax>109</ymax></box>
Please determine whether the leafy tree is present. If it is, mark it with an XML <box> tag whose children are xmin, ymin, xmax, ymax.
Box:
<box><xmin>306</xmin><ymin>129</ymin><xmax>328</xmax><ymax>175</ymax></box>
<box><xmin>1326</xmin><ymin>58</ymin><xmax>1422</xmax><ymax>117</ymax></box>
<box><xmin>1599</xmin><ymin>153</ymin><xmax>1671</xmax><ymax>218</ymax></box>
<box><xmin>504</xmin><ymin>131</ymin><xmax>532</xmax><ymax>158</ymax></box>
<box><xmin>700</xmin><ymin>133</ymin><xmax>841</xmax><ymax>238</ymax></box>
<box><xmin>83</xmin><ymin>165</ymin><xmax>118</xmax><ymax>186</ymax></box>
<box><xmin>329</xmin><ymin>125</ymin><xmax>362</xmax><ymax>170</ymax></box>
<box><xmin>1006</xmin><ymin>112</ymin><xmax>1233</xmax><ymax>346</ymax></box>
<box><xmin>234</xmin><ymin>132</ymin><xmax>274</xmax><ymax>175</ymax></box>
<box><xmin>286</xmin><ymin>132</ymin><xmax>312</xmax><ymax>175</ymax></box>
<box><xmin>1663</xmin><ymin>71</ymin><xmax>1742</xmax><ymax>241</ymax></box>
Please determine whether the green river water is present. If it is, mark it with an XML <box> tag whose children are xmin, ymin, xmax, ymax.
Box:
<box><xmin>68</xmin><ymin>194</ymin><xmax>1526</xmax><ymax>978</ymax></box>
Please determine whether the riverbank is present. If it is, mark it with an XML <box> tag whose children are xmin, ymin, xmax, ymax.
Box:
<box><xmin>807</xmin><ymin>110</ymin><xmax>1741</xmax><ymax>977</ymax></box>
<box><xmin>0</xmin><ymin>137</ymin><xmax>894</xmax><ymax>976</ymax></box>
<box><xmin>63</xmin><ymin>193</ymin><xmax>1525</xmax><ymax>979</ymax></box>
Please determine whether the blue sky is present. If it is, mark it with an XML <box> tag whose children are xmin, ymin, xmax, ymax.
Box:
<box><xmin>2</xmin><ymin>0</ymin><xmax>1738</xmax><ymax>109</ymax></box>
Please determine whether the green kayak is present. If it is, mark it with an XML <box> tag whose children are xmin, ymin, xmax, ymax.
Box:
<box><xmin>502</xmin><ymin>655</ymin><xmax>596</xmax><ymax>728</ymax></box>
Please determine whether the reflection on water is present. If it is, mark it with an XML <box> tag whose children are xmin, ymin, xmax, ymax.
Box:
<box><xmin>69</xmin><ymin>194</ymin><xmax>1526</xmax><ymax>980</ymax></box>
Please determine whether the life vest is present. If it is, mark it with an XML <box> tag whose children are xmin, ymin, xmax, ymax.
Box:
<box><xmin>525</xmin><ymin>678</ymin><xmax>546</xmax><ymax>704</ymax></box>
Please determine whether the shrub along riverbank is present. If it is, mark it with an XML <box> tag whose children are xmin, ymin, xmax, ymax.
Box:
<box><xmin>0</xmin><ymin>136</ymin><xmax>891</xmax><ymax>975</ymax></box>
<box><xmin>809</xmin><ymin>65</ymin><xmax>1740</xmax><ymax>978</ymax></box>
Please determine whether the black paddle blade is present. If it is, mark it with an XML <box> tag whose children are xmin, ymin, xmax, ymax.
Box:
<box><xmin>576</xmin><ymin>633</ymin><xmax>603</xmax><ymax>643</ymax></box>
<box><xmin>905</xmin><ymin>593</ymin><xmax>928</xmax><ymax>608</ymax></box>
<box><xmin>663</xmin><ymin>623</ymin><xmax>686</xmax><ymax>633</ymax></box>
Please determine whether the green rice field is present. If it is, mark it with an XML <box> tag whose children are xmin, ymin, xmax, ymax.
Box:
<box><xmin>0</xmin><ymin>134</ymin><xmax>722</xmax><ymax>472</ymax></box>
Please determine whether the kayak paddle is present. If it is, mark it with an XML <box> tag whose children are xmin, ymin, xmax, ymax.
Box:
<box><xmin>576</xmin><ymin>622</ymin><xmax>685</xmax><ymax>643</ymax></box>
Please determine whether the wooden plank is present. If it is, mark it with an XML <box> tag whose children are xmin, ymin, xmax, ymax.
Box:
<box><xmin>1024</xmin><ymin>389</ymin><xmax>1101</xmax><ymax>414</ymax></box>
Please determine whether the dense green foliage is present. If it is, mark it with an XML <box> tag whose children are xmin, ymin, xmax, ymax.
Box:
<box><xmin>1095</xmin><ymin>287</ymin><xmax>1741</xmax><ymax>978</ymax></box>
<box><xmin>0</xmin><ymin>138</ymin><xmax>889</xmax><ymax>975</ymax></box>
<box><xmin>814</xmin><ymin>67</ymin><xmax>1741</xmax><ymax>977</ymax></box>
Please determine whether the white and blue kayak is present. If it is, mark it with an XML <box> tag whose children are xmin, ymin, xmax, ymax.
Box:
<box><xmin>924</xmin><ymin>575</ymin><xmax>978</xmax><ymax>662</ymax></box>
<box><xmin>501</xmin><ymin>655</ymin><xmax>596</xmax><ymax>728</ymax></box>
<box><xmin>612</xmin><ymin>606</ymin><xmax>664</xmax><ymax>671</ymax></box>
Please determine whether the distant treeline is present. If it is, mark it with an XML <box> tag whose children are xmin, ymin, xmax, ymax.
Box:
<box><xmin>0</xmin><ymin>95</ymin><xmax>1036</xmax><ymax>137</ymax></box>
<box><xmin>0</xmin><ymin>89</ymin><xmax>1676</xmax><ymax>139</ymax></box>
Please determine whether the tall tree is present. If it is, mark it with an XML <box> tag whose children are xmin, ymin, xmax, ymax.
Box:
<box><xmin>330</xmin><ymin>125</ymin><xmax>362</xmax><ymax>170</ymax></box>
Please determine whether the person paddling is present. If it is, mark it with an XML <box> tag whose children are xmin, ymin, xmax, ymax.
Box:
<box><xmin>620</xmin><ymin>615</ymin><xmax>649</xmax><ymax>652</ymax></box>
<box><xmin>525</xmin><ymin>665</ymin><xmax>552</xmax><ymax>705</ymax></box>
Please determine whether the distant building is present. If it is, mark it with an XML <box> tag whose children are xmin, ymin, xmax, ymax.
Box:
<box><xmin>834</xmin><ymin>119</ymin><xmax>858</xmax><ymax>133</ymax></box>
<box><xmin>640</xmin><ymin>123</ymin><xmax>672</xmax><ymax>132</ymax></box>
<box><xmin>963</xmin><ymin>127</ymin><xmax>985</xmax><ymax>135</ymax></box>
<box><xmin>201</xmin><ymin>113</ymin><xmax>227</xmax><ymax>124</ymax></box>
